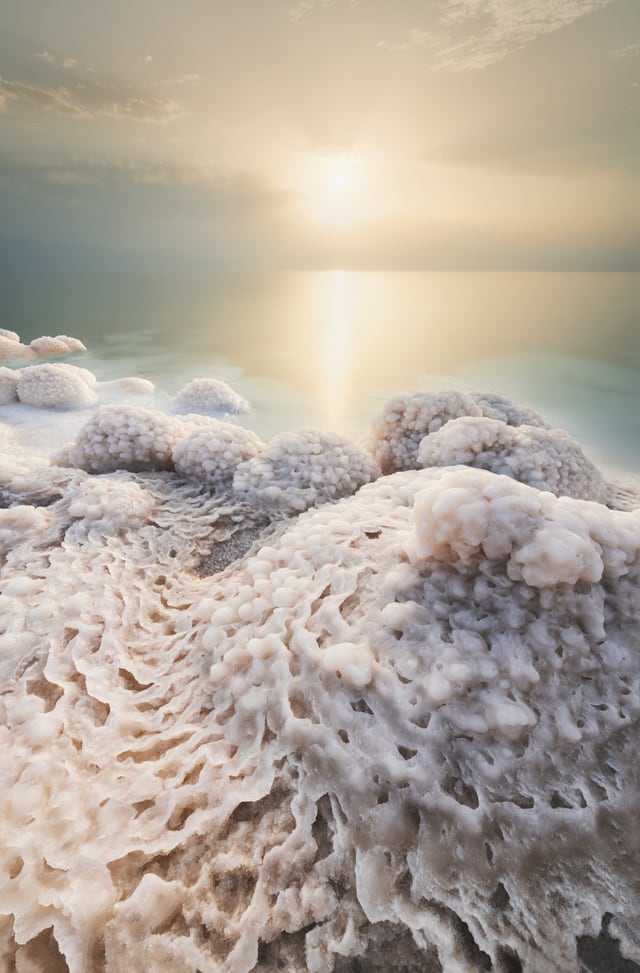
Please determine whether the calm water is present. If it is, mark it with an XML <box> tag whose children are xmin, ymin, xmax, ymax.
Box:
<box><xmin>2</xmin><ymin>270</ymin><xmax>639</xmax><ymax>472</ymax></box>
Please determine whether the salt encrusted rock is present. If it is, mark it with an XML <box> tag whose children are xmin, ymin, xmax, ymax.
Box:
<box><xmin>370</xmin><ymin>391</ymin><xmax>549</xmax><ymax>475</ymax></box>
<box><xmin>172</xmin><ymin>377</ymin><xmax>250</xmax><ymax>416</ymax></box>
<box><xmin>0</xmin><ymin>461</ymin><xmax>639</xmax><ymax>972</ymax></box>
<box><xmin>0</xmin><ymin>328</ymin><xmax>20</xmax><ymax>343</ymax></box>
<box><xmin>0</xmin><ymin>336</ymin><xmax>35</xmax><ymax>363</ymax></box>
<box><xmin>16</xmin><ymin>363</ymin><xmax>97</xmax><ymax>409</ymax></box>
<box><xmin>233</xmin><ymin>428</ymin><xmax>380</xmax><ymax>514</ymax></box>
<box><xmin>370</xmin><ymin>390</ymin><xmax>484</xmax><ymax>474</ymax></box>
<box><xmin>417</xmin><ymin>415</ymin><xmax>609</xmax><ymax>503</ymax></box>
<box><xmin>173</xmin><ymin>418</ymin><xmax>264</xmax><ymax>488</ymax></box>
<box><xmin>0</xmin><ymin>367</ymin><xmax>19</xmax><ymax>405</ymax></box>
<box><xmin>471</xmin><ymin>392</ymin><xmax>548</xmax><ymax>428</ymax></box>
<box><xmin>59</xmin><ymin>404</ymin><xmax>183</xmax><ymax>473</ymax></box>
<box><xmin>29</xmin><ymin>336</ymin><xmax>76</xmax><ymax>357</ymax></box>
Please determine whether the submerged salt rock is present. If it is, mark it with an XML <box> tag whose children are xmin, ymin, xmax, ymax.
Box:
<box><xmin>55</xmin><ymin>334</ymin><xmax>87</xmax><ymax>353</ymax></box>
<box><xmin>172</xmin><ymin>377</ymin><xmax>250</xmax><ymax>416</ymax></box>
<box><xmin>418</xmin><ymin>415</ymin><xmax>609</xmax><ymax>503</ymax></box>
<box><xmin>0</xmin><ymin>367</ymin><xmax>19</xmax><ymax>404</ymax></box>
<box><xmin>233</xmin><ymin>428</ymin><xmax>380</xmax><ymax>514</ymax></box>
<box><xmin>16</xmin><ymin>363</ymin><xmax>97</xmax><ymax>409</ymax></box>
<box><xmin>60</xmin><ymin>404</ymin><xmax>182</xmax><ymax>473</ymax></box>
<box><xmin>1</xmin><ymin>458</ymin><xmax>639</xmax><ymax>972</ymax></box>
<box><xmin>30</xmin><ymin>335</ymin><xmax>76</xmax><ymax>357</ymax></box>
<box><xmin>173</xmin><ymin>418</ymin><xmax>263</xmax><ymax>488</ymax></box>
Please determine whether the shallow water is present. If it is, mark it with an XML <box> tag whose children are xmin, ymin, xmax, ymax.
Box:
<box><xmin>2</xmin><ymin>269</ymin><xmax>639</xmax><ymax>470</ymax></box>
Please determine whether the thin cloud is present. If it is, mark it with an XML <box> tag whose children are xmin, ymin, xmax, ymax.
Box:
<box><xmin>62</xmin><ymin>57</ymin><xmax>78</xmax><ymax>69</ymax></box>
<box><xmin>33</xmin><ymin>51</ymin><xmax>55</xmax><ymax>63</ymax></box>
<box><xmin>376</xmin><ymin>30</ymin><xmax>433</xmax><ymax>54</ymax></box>
<box><xmin>610</xmin><ymin>41</ymin><xmax>640</xmax><ymax>59</ymax></box>
<box><xmin>288</xmin><ymin>0</ymin><xmax>354</xmax><ymax>25</ymax></box>
<box><xmin>378</xmin><ymin>0</ymin><xmax>614</xmax><ymax>71</ymax></box>
<box><xmin>0</xmin><ymin>75</ymin><xmax>186</xmax><ymax>123</ymax></box>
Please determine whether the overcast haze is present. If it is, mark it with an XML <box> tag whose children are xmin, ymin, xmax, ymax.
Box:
<box><xmin>0</xmin><ymin>0</ymin><xmax>638</xmax><ymax>269</ymax></box>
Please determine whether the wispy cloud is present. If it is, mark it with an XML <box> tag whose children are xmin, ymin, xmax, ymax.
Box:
<box><xmin>610</xmin><ymin>41</ymin><xmax>640</xmax><ymax>59</ymax></box>
<box><xmin>288</xmin><ymin>0</ymin><xmax>354</xmax><ymax>25</ymax></box>
<box><xmin>378</xmin><ymin>0</ymin><xmax>614</xmax><ymax>71</ymax></box>
<box><xmin>33</xmin><ymin>50</ymin><xmax>55</xmax><ymax>64</ymax></box>
<box><xmin>0</xmin><ymin>75</ymin><xmax>186</xmax><ymax>123</ymax></box>
<box><xmin>62</xmin><ymin>57</ymin><xmax>78</xmax><ymax>69</ymax></box>
<box><xmin>376</xmin><ymin>29</ymin><xmax>433</xmax><ymax>54</ymax></box>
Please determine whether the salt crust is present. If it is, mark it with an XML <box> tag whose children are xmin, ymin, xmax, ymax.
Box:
<box><xmin>233</xmin><ymin>429</ymin><xmax>380</xmax><ymax>515</ymax></box>
<box><xmin>370</xmin><ymin>391</ymin><xmax>549</xmax><ymax>474</ymax></box>
<box><xmin>58</xmin><ymin>405</ymin><xmax>183</xmax><ymax>472</ymax></box>
<box><xmin>417</xmin><ymin>415</ymin><xmax>609</xmax><ymax>504</ymax></box>
<box><xmin>0</xmin><ymin>367</ymin><xmax>19</xmax><ymax>405</ymax></box>
<box><xmin>16</xmin><ymin>363</ymin><xmax>97</xmax><ymax>409</ymax></box>
<box><xmin>172</xmin><ymin>378</ymin><xmax>251</xmax><ymax>417</ymax></box>
<box><xmin>1</xmin><ymin>449</ymin><xmax>639</xmax><ymax>972</ymax></box>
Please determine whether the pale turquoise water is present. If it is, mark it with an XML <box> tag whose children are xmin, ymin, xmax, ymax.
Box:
<box><xmin>1</xmin><ymin>270</ymin><xmax>639</xmax><ymax>471</ymax></box>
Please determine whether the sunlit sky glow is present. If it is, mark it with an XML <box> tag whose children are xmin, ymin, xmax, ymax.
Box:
<box><xmin>0</xmin><ymin>0</ymin><xmax>638</xmax><ymax>269</ymax></box>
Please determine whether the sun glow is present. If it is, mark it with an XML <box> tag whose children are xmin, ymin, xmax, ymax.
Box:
<box><xmin>298</xmin><ymin>152</ymin><xmax>372</xmax><ymax>226</ymax></box>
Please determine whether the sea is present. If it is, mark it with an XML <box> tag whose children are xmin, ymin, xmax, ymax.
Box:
<box><xmin>1</xmin><ymin>270</ymin><xmax>639</xmax><ymax>474</ymax></box>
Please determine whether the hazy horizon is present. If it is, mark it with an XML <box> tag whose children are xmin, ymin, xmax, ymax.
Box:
<box><xmin>1</xmin><ymin>0</ymin><xmax>639</xmax><ymax>271</ymax></box>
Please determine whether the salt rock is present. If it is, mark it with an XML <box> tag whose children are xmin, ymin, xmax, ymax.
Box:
<box><xmin>172</xmin><ymin>377</ymin><xmax>250</xmax><ymax>416</ymax></box>
<box><xmin>16</xmin><ymin>363</ymin><xmax>97</xmax><ymax>409</ymax></box>
<box><xmin>59</xmin><ymin>404</ymin><xmax>182</xmax><ymax>473</ymax></box>
<box><xmin>233</xmin><ymin>428</ymin><xmax>380</xmax><ymax>515</ymax></box>
<box><xmin>417</xmin><ymin>415</ymin><xmax>609</xmax><ymax>503</ymax></box>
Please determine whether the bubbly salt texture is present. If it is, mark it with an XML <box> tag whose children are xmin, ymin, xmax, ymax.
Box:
<box><xmin>1</xmin><ymin>367</ymin><xmax>640</xmax><ymax>971</ymax></box>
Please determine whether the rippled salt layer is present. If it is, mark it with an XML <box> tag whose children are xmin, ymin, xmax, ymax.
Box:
<box><xmin>1</xmin><ymin>361</ymin><xmax>640</xmax><ymax>973</ymax></box>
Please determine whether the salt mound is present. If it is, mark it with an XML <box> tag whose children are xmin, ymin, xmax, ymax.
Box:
<box><xmin>0</xmin><ymin>331</ymin><xmax>86</xmax><ymax>363</ymax></box>
<box><xmin>233</xmin><ymin>428</ymin><xmax>380</xmax><ymax>514</ymax></box>
<box><xmin>418</xmin><ymin>415</ymin><xmax>609</xmax><ymax>503</ymax></box>
<box><xmin>470</xmin><ymin>392</ymin><xmax>548</xmax><ymax>428</ymax></box>
<box><xmin>0</xmin><ymin>460</ymin><xmax>639</xmax><ymax>972</ymax></box>
<box><xmin>173</xmin><ymin>418</ymin><xmax>264</xmax><ymax>488</ymax></box>
<box><xmin>16</xmin><ymin>363</ymin><xmax>97</xmax><ymax>409</ymax></box>
<box><xmin>29</xmin><ymin>335</ymin><xmax>87</xmax><ymax>357</ymax></box>
<box><xmin>370</xmin><ymin>391</ymin><xmax>549</xmax><ymax>475</ymax></box>
<box><xmin>172</xmin><ymin>377</ymin><xmax>251</xmax><ymax>416</ymax></box>
<box><xmin>59</xmin><ymin>404</ymin><xmax>183</xmax><ymax>473</ymax></box>
<box><xmin>0</xmin><ymin>367</ymin><xmax>19</xmax><ymax>405</ymax></box>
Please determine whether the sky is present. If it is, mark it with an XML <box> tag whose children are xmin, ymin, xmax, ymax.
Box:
<box><xmin>0</xmin><ymin>0</ymin><xmax>638</xmax><ymax>270</ymax></box>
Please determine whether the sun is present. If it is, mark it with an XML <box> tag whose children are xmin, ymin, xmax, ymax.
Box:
<box><xmin>298</xmin><ymin>152</ymin><xmax>370</xmax><ymax>226</ymax></box>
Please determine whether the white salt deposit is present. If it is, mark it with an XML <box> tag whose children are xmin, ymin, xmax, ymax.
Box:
<box><xmin>0</xmin><ymin>331</ymin><xmax>86</xmax><ymax>364</ymax></box>
<box><xmin>173</xmin><ymin>418</ymin><xmax>264</xmax><ymax>488</ymax></box>
<box><xmin>58</xmin><ymin>404</ymin><xmax>182</xmax><ymax>473</ymax></box>
<box><xmin>0</xmin><ymin>368</ymin><xmax>19</xmax><ymax>405</ymax></box>
<box><xmin>233</xmin><ymin>428</ymin><xmax>380</xmax><ymax>515</ymax></box>
<box><xmin>417</xmin><ymin>415</ymin><xmax>609</xmax><ymax>503</ymax></box>
<box><xmin>1</xmin><ymin>380</ymin><xmax>640</xmax><ymax>973</ymax></box>
<box><xmin>172</xmin><ymin>377</ymin><xmax>251</xmax><ymax>416</ymax></box>
<box><xmin>370</xmin><ymin>390</ymin><xmax>550</xmax><ymax>475</ymax></box>
<box><xmin>16</xmin><ymin>363</ymin><xmax>97</xmax><ymax>409</ymax></box>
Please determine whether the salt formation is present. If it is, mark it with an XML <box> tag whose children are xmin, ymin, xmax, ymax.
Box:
<box><xmin>0</xmin><ymin>455</ymin><xmax>639</xmax><ymax>973</ymax></box>
<box><xmin>2</xmin><ymin>382</ymin><xmax>640</xmax><ymax>973</ymax></box>
<box><xmin>0</xmin><ymin>330</ymin><xmax>86</xmax><ymax>363</ymax></box>
<box><xmin>417</xmin><ymin>415</ymin><xmax>609</xmax><ymax>503</ymax></box>
<box><xmin>0</xmin><ymin>367</ymin><xmax>19</xmax><ymax>405</ymax></box>
<box><xmin>16</xmin><ymin>363</ymin><xmax>97</xmax><ymax>409</ymax></box>
<box><xmin>233</xmin><ymin>429</ymin><xmax>380</xmax><ymax>514</ymax></box>
<box><xmin>58</xmin><ymin>404</ymin><xmax>182</xmax><ymax>473</ymax></box>
<box><xmin>172</xmin><ymin>378</ymin><xmax>251</xmax><ymax>417</ymax></box>
<box><xmin>370</xmin><ymin>391</ymin><xmax>549</xmax><ymax>475</ymax></box>
<box><xmin>173</xmin><ymin>419</ymin><xmax>264</xmax><ymax>488</ymax></box>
